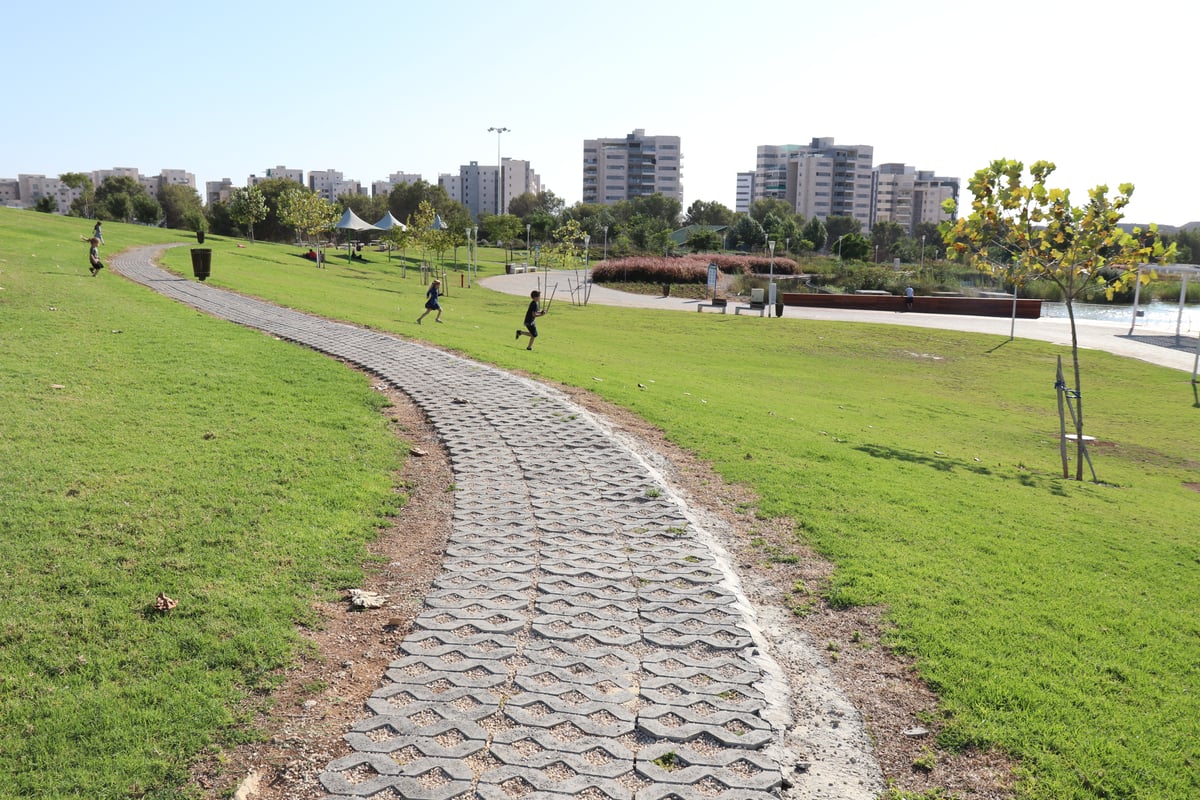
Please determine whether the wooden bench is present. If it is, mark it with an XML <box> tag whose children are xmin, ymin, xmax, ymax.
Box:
<box><xmin>697</xmin><ymin>298</ymin><xmax>728</xmax><ymax>313</ymax></box>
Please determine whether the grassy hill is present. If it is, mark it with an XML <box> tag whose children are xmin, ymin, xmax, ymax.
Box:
<box><xmin>2</xmin><ymin>207</ymin><xmax>1197</xmax><ymax>800</ymax></box>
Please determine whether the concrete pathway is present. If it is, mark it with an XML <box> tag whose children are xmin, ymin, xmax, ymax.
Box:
<box><xmin>112</xmin><ymin>247</ymin><xmax>878</xmax><ymax>799</ymax></box>
<box><xmin>480</xmin><ymin>271</ymin><xmax>1200</xmax><ymax>375</ymax></box>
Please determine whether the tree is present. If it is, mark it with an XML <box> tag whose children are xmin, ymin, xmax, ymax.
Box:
<box><xmin>726</xmin><ymin>214</ymin><xmax>766</xmax><ymax>251</ymax></box>
<box><xmin>158</xmin><ymin>184</ymin><xmax>205</xmax><ymax>231</ymax></box>
<box><xmin>509</xmin><ymin>189</ymin><xmax>565</xmax><ymax>219</ymax></box>
<box><xmin>836</xmin><ymin>232</ymin><xmax>870</xmax><ymax>261</ymax></box>
<box><xmin>913</xmin><ymin>222</ymin><xmax>943</xmax><ymax>260</ymax></box>
<box><xmin>60</xmin><ymin>172</ymin><xmax>95</xmax><ymax>218</ymax></box>
<box><xmin>228</xmin><ymin>185</ymin><xmax>268</xmax><ymax>242</ymax></box>
<box><xmin>749</xmin><ymin>198</ymin><xmax>794</xmax><ymax>224</ymax></box>
<box><xmin>132</xmin><ymin>194</ymin><xmax>162</xmax><ymax>225</ymax></box>
<box><xmin>481</xmin><ymin>213</ymin><xmax>525</xmax><ymax>253</ymax></box>
<box><xmin>389</xmin><ymin>180</ymin><xmax>455</xmax><ymax>224</ymax></box>
<box><xmin>34</xmin><ymin>196</ymin><xmax>57</xmax><ymax>213</ymax></box>
<box><xmin>802</xmin><ymin>216</ymin><xmax>828</xmax><ymax>252</ymax></box>
<box><xmin>279</xmin><ymin>187</ymin><xmax>338</xmax><ymax>263</ymax></box>
<box><xmin>95</xmin><ymin>175</ymin><xmax>148</xmax><ymax>222</ymax></box>
<box><xmin>824</xmin><ymin>215</ymin><xmax>861</xmax><ymax>246</ymax></box>
<box><xmin>685</xmin><ymin>228</ymin><xmax>722</xmax><ymax>252</ymax></box>
<box><xmin>870</xmin><ymin>221</ymin><xmax>906</xmax><ymax>260</ymax></box>
<box><xmin>628</xmin><ymin>194</ymin><xmax>682</xmax><ymax>228</ymax></box>
<box><xmin>683</xmin><ymin>200</ymin><xmax>734</xmax><ymax>227</ymax></box>
<box><xmin>942</xmin><ymin>158</ymin><xmax>1174</xmax><ymax>480</ymax></box>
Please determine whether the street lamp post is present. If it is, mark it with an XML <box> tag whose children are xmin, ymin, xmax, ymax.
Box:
<box><xmin>487</xmin><ymin>126</ymin><xmax>509</xmax><ymax>217</ymax></box>
<box><xmin>920</xmin><ymin>234</ymin><xmax>926</xmax><ymax>270</ymax></box>
<box><xmin>768</xmin><ymin>239</ymin><xmax>776</xmax><ymax>316</ymax></box>
<box><xmin>836</xmin><ymin>234</ymin><xmax>847</xmax><ymax>261</ymax></box>
<box><xmin>603</xmin><ymin>225</ymin><xmax>608</xmax><ymax>264</ymax></box>
<box><xmin>526</xmin><ymin>223</ymin><xmax>531</xmax><ymax>267</ymax></box>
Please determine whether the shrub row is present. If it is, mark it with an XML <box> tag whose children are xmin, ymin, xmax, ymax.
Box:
<box><xmin>594</xmin><ymin>254</ymin><xmax>800</xmax><ymax>284</ymax></box>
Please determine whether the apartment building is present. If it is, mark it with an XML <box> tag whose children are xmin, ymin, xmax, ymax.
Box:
<box><xmin>206</xmin><ymin>178</ymin><xmax>235</xmax><ymax>205</ymax></box>
<box><xmin>582</xmin><ymin>129</ymin><xmax>683</xmax><ymax>205</ymax></box>
<box><xmin>753</xmin><ymin>138</ymin><xmax>874</xmax><ymax>229</ymax></box>
<box><xmin>250</xmin><ymin>166</ymin><xmax>304</xmax><ymax>186</ymax></box>
<box><xmin>308</xmin><ymin>169</ymin><xmax>363</xmax><ymax>202</ymax></box>
<box><xmin>373</xmin><ymin>172</ymin><xmax>424</xmax><ymax>198</ymax></box>
<box><xmin>735</xmin><ymin>172</ymin><xmax>755</xmax><ymax>214</ymax></box>
<box><xmin>444</xmin><ymin>158</ymin><xmax>541</xmax><ymax>220</ymax></box>
<box><xmin>871</xmin><ymin>164</ymin><xmax>958</xmax><ymax>233</ymax></box>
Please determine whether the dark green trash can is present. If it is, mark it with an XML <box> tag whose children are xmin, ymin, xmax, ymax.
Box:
<box><xmin>191</xmin><ymin>248</ymin><xmax>211</xmax><ymax>281</ymax></box>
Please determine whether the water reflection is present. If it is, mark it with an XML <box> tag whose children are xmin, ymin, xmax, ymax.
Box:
<box><xmin>1041</xmin><ymin>301</ymin><xmax>1199</xmax><ymax>332</ymax></box>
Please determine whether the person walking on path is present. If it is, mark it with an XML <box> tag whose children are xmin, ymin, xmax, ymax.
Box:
<box><xmin>416</xmin><ymin>279</ymin><xmax>443</xmax><ymax>324</ymax></box>
<box><xmin>93</xmin><ymin>221</ymin><xmax>104</xmax><ymax>245</ymax></box>
<box><xmin>87</xmin><ymin>237</ymin><xmax>104</xmax><ymax>276</ymax></box>
<box><xmin>515</xmin><ymin>289</ymin><xmax>545</xmax><ymax>350</ymax></box>
<box><xmin>904</xmin><ymin>286</ymin><xmax>914</xmax><ymax>311</ymax></box>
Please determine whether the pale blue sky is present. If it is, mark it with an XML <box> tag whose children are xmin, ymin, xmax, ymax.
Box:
<box><xmin>5</xmin><ymin>0</ymin><xmax>1194</xmax><ymax>225</ymax></box>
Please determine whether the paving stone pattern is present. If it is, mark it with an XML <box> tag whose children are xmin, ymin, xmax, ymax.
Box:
<box><xmin>114</xmin><ymin>248</ymin><xmax>791</xmax><ymax>800</ymax></box>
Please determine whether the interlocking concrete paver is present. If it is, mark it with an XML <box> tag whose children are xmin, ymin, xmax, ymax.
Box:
<box><xmin>111</xmin><ymin>246</ymin><xmax>883</xmax><ymax>799</ymax></box>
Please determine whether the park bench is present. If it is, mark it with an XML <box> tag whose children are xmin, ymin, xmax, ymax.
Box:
<box><xmin>697</xmin><ymin>298</ymin><xmax>728</xmax><ymax>313</ymax></box>
<box><xmin>734</xmin><ymin>288</ymin><xmax>767</xmax><ymax>316</ymax></box>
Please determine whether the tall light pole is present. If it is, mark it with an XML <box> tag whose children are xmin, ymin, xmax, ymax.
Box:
<box><xmin>603</xmin><ymin>225</ymin><xmax>609</xmax><ymax>264</ymax></box>
<box><xmin>488</xmin><ymin>126</ymin><xmax>509</xmax><ymax>217</ymax></box>
<box><xmin>920</xmin><ymin>234</ymin><xmax>926</xmax><ymax>269</ymax></box>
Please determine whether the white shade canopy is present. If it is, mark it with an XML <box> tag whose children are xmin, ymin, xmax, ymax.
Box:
<box><xmin>374</xmin><ymin>211</ymin><xmax>406</xmax><ymax>231</ymax></box>
<box><xmin>336</xmin><ymin>208</ymin><xmax>381</xmax><ymax>231</ymax></box>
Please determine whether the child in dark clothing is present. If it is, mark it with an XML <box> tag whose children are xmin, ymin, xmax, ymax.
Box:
<box><xmin>515</xmin><ymin>290</ymin><xmax>544</xmax><ymax>350</ymax></box>
<box><xmin>87</xmin><ymin>237</ymin><xmax>104</xmax><ymax>276</ymax></box>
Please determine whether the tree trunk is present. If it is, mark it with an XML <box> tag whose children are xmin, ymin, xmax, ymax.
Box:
<box><xmin>1066</xmin><ymin>302</ymin><xmax>1086</xmax><ymax>480</ymax></box>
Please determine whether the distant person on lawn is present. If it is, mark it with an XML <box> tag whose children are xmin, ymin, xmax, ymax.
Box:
<box><xmin>515</xmin><ymin>290</ymin><xmax>545</xmax><ymax>350</ymax></box>
<box><xmin>417</xmin><ymin>279</ymin><xmax>443</xmax><ymax>324</ymax></box>
<box><xmin>93</xmin><ymin>220</ymin><xmax>103</xmax><ymax>244</ymax></box>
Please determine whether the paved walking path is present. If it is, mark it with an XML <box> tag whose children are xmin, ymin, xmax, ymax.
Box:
<box><xmin>112</xmin><ymin>247</ymin><xmax>875</xmax><ymax>799</ymax></box>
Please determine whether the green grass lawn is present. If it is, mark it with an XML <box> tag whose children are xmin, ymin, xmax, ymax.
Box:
<box><xmin>2</xmin><ymin>208</ymin><xmax>1198</xmax><ymax>799</ymax></box>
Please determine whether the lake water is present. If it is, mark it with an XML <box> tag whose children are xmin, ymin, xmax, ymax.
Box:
<box><xmin>1041</xmin><ymin>300</ymin><xmax>1200</xmax><ymax>332</ymax></box>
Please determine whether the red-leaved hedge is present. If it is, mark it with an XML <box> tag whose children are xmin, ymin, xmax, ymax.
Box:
<box><xmin>593</xmin><ymin>254</ymin><xmax>799</xmax><ymax>284</ymax></box>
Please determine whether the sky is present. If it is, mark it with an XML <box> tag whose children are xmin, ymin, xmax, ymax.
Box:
<box><xmin>5</xmin><ymin>0</ymin><xmax>1196</xmax><ymax>226</ymax></box>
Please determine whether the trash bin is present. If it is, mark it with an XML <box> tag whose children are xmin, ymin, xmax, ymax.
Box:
<box><xmin>775</xmin><ymin>302</ymin><xmax>784</xmax><ymax>317</ymax></box>
<box><xmin>190</xmin><ymin>248</ymin><xmax>212</xmax><ymax>281</ymax></box>
<box><xmin>196</xmin><ymin>230</ymin><xmax>205</xmax><ymax>244</ymax></box>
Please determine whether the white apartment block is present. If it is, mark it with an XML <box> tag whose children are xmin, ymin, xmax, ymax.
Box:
<box><xmin>308</xmin><ymin>169</ymin><xmax>362</xmax><ymax>202</ymax></box>
<box><xmin>735</xmin><ymin>172</ymin><xmax>755</xmax><ymax>214</ymax></box>
<box><xmin>373</xmin><ymin>172</ymin><xmax>424</xmax><ymax>198</ymax></box>
<box><xmin>457</xmin><ymin>161</ymin><xmax>498</xmax><ymax>220</ymax></box>
<box><xmin>12</xmin><ymin>174</ymin><xmax>82</xmax><ymax>212</ymax></box>
<box><xmin>871</xmin><ymin>164</ymin><xmax>958</xmax><ymax>233</ymax></box>
<box><xmin>1</xmin><ymin>168</ymin><xmax>197</xmax><ymax>213</ymax></box>
<box><xmin>582</xmin><ymin>129</ymin><xmax>683</xmax><ymax>206</ymax></box>
<box><xmin>254</xmin><ymin>166</ymin><xmax>304</xmax><ymax>185</ymax></box>
<box><xmin>438</xmin><ymin>173</ymin><xmax>462</xmax><ymax>206</ymax></box>
<box><xmin>502</xmin><ymin>158</ymin><xmax>540</xmax><ymax>213</ymax></box>
<box><xmin>206</xmin><ymin>178</ymin><xmax>235</xmax><ymax>205</ymax></box>
<box><xmin>871</xmin><ymin>163</ymin><xmax>916</xmax><ymax>231</ymax></box>
<box><xmin>912</xmin><ymin>170</ymin><xmax>958</xmax><ymax>229</ymax></box>
<box><xmin>754</xmin><ymin>138</ymin><xmax>874</xmax><ymax>229</ymax></box>
<box><xmin>446</xmin><ymin>158</ymin><xmax>541</xmax><ymax>220</ymax></box>
<box><xmin>0</xmin><ymin>178</ymin><xmax>19</xmax><ymax>206</ymax></box>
